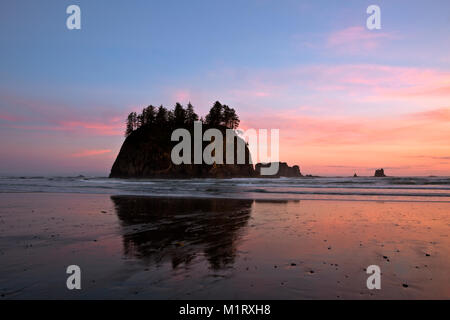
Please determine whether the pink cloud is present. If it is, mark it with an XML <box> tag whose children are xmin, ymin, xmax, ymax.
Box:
<box><xmin>230</xmin><ymin>89</ymin><xmax>271</xmax><ymax>99</ymax></box>
<box><xmin>0</xmin><ymin>113</ymin><xmax>22</xmax><ymax>122</ymax></box>
<box><xmin>252</xmin><ymin>64</ymin><xmax>449</xmax><ymax>107</ymax></box>
<box><xmin>242</xmin><ymin>107</ymin><xmax>450</xmax><ymax>148</ymax></box>
<box><xmin>377</xmin><ymin>85</ymin><xmax>450</xmax><ymax>99</ymax></box>
<box><xmin>307</xmin><ymin>64</ymin><xmax>449</xmax><ymax>88</ymax></box>
<box><xmin>71</xmin><ymin>149</ymin><xmax>112</xmax><ymax>158</ymax></box>
<box><xmin>1</xmin><ymin>120</ymin><xmax>123</xmax><ymax>136</ymax></box>
<box><xmin>327</xmin><ymin>26</ymin><xmax>397</xmax><ymax>54</ymax></box>
<box><xmin>410</xmin><ymin>108</ymin><xmax>450</xmax><ymax>122</ymax></box>
<box><xmin>173</xmin><ymin>90</ymin><xmax>192</xmax><ymax>103</ymax></box>
<box><xmin>59</xmin><ymin>120</ymin><xmax>123</xmax><ymax>136</ymax></box>
<box><xmin>0</xmin><ymin>92</ymin><xmax>126</xmax><ymax>136</ymax></box>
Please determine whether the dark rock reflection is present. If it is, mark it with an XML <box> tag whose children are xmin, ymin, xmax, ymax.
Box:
<box><xmin>111</xmin><ymin>196</ymin><xmax>253</xmax><ymax>270</ymax></box>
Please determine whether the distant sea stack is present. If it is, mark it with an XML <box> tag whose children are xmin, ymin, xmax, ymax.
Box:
<box><xmin>110</xmin><ymin>102</ymin><xmax>256</xmax><ymax>179</ymax></box>
<box><xmin>374</xmin><ymin>168</ymin><xmax>386</xmax><ymax>177</ymax></box>
<box><xmin>255</xmin><ymin>162</ymin><xmax>302</xmax><ymax>177</ymax></box>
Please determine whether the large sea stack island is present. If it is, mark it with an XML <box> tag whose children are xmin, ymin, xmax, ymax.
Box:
<box><xmin>110</xmin><ymin>101</ymin><xmax>257</xmax><ymax>178</ymax></box>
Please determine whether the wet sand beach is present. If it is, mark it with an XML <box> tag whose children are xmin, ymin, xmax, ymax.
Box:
<box><xmin>0</xmin><ymin>192</ymin><xmax>449</xmax><ymax>299</ymax></box>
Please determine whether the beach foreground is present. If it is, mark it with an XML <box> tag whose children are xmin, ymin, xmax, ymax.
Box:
<box><xmin>0</xmin><ymin>193</ymin><xmax>449</xmax><ymax>299</ymax></box>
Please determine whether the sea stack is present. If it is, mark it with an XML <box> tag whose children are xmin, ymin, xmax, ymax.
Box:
<box><xmin>255</xmin><ymin>162</ymin><xmax>302</xmax><ymax>177</ymax></box>
<box><xmin>109</xmin><ymin>124</ymin><xmax>256</xmax><ymax>179</ymax></box>
<box><xmin>109</xmin><ymin>102</ymin><xmax>257</xmax><ymax>179</ymax></box>
<box><xmin>374</xmin><ymin>168</ymin><xmax>386</xmax><ymax>177</ymax></box>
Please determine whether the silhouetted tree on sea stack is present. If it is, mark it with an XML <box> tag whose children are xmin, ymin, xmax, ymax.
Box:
<box><xmin>186</xmin><ymin>102</ymin><xmax>199</xmax><ymax>125</ymax></box>
<box><xmin>222</xmin><ymin>105</ymin><xmax>240</xmax><ymax>129</ymax></box>
<box><xmin>138</xmin><ymin>105</ymin><xmax>156</xmax><ymax>127</ymax></box>
<box><xmin>125</xmin><ymin>112</ymin><xmax>138</xmax><ymax>137</ymax></box>
<box><xmin>155</xmin><ymin>105</ymin><xmax>169</xmax><ymax>126</ymax></box>
<box><xmin>204</xmin><ymin>101</ymin><xmax>240</xmax><ymax>129</ymax></box>
<box><xmin>205</xmin><ymin>101</ymin><xmax>224</xmax><ymax>127</ymax></box>
<box><xmin>173</xmin><ymin>103</ymin><xmax>187</xmax><ymax>126</ymax></box>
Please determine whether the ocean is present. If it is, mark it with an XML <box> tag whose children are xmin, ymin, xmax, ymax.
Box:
<box><xmin>1</xmin><ymin>176</ymin><xmax>450</xmax><ymax>202</ymax></box>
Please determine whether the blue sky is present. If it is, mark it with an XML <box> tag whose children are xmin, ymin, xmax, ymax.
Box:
<box><xmin>0</xmin><ymin>0</ymin><xmax>449</xmax><ymax>176</ymax></box>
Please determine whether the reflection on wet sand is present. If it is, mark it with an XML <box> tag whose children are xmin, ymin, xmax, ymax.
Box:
<box><xmin>111</xmin><ymin>196</ymin><xmax>253</xmax><ymax>270</ymax></box>
<box><xmin>1</xmin><ymin>193</ymin><xmax>449</xmax><ymax>299</ymax></box>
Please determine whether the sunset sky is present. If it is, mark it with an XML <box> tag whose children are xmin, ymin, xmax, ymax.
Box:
<box><xmin>0</xmin><ymin>0</ymin><xmax>449</xmax><ymax>176</ymax></box>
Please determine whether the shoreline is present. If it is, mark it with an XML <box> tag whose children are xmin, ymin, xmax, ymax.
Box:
<box><xmin>0</xmin><ymin>191</ymin><xmax>450</xmax><ymax>203</ymax></box>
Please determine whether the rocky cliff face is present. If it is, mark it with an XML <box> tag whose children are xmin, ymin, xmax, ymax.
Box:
<box><xmin>255</xmin><ymin>162</ymin><xmax>302</xmax><ymax>177</ymax></box>
<box><xmin>109</xmin><ymin>125</ymin><xmax>256</xmax><ymax>179</ymax></box>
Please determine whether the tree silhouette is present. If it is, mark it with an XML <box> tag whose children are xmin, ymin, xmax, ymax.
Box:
<box><xmin>140</xmin><ymin>105</ymin><xmax>156</xmax><ymax>126</ymax></box>
<box><xmin>125</xmin><ymin>112</ymin><xmax>138</xmax><ymax>137</ymax></box>
<box><xmin>204</xmin><ymin>101</ymin><xmax>239</xmax><ymax>129</ymax></box>
<box><xmin>223</xmin><ymin>105</ymin><xmax>240</xmax><ymax>129</ymax></box>
<box><xmin>167</xmin><ymin>110</ymin><xmax>175</xmax><ymax>125</ymax></box>
<box><xmin>155</xmin><ymin>105</ymin><xmax>168</xmax><ymax>126</ymax></box>
<box><xmin>173</xmin><ymin>103</ymin><xmax>187</xmax><ymax>126</ymax></box>
<box><xmin>205</xmin><ymin>101</ymin><xmax>224</xmax><ymax>127</ymax></box>
<box><xmin>186</xmin><ymin>102</ymin><xmax>199</xmax><ymax>125</ymax></box>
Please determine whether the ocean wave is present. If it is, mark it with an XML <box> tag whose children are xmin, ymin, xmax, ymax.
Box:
<box><xmin>246</xmin><ymin>189</ymin><xmax>450</xmax><ymax>198</ymax></box>
<box><xmin>1</xmin><ymin>176</ymin><xmax>450</xmax><ymax>202</ymax></box>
